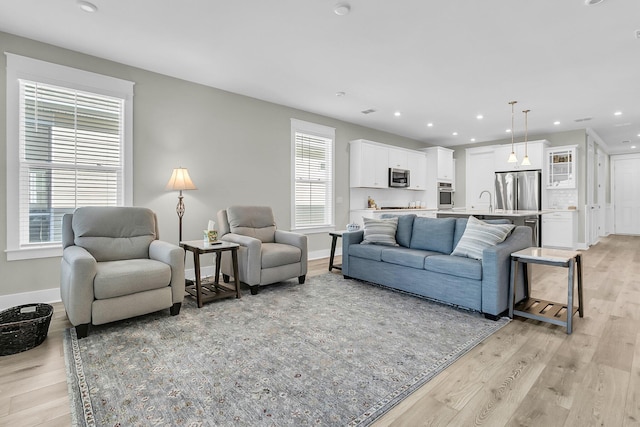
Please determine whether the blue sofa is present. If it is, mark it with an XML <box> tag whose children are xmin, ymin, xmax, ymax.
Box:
<box><xmin>341</xmin><ymin>215</ymin><xmax>532</xmax><ymax>318</ymax></box>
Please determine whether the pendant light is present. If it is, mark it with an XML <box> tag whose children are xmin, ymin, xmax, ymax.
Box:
<box><xmin>521</xmin><ymin>109</ymin><xmax>531</xmax><ymax>166</ymax></box>
<box><xmin>507</xmin><ymin>101</ymin><xmax>518</xmax><ymax>163</ymax></box>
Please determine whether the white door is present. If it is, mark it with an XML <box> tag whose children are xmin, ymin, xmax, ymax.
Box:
<box><xmin>613</xmin><ymin>156</ymin><xmax>640</xmax><ymax>235</ymax></box>
<box><xmin>597</xmin><ymin>149</ymin><xmax>607</xmax><ymax>237</ymax></box>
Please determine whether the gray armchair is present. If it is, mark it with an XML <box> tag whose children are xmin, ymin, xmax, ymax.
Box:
<box><xmin>60</xmin><ymin>206</ymin><xmax>185</xmax><ymax>338</ymax></box>
<box><xmin>217</xmin><ymin>206</ymin><xmax>307</xmax><ymax>295</ymax></box>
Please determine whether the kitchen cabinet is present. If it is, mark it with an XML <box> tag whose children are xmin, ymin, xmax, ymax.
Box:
<box><xmin>546</xmin><ymin>145</ymin><xmax>577</xmax><ymax>189</ymax></box>
<box><xmin>542</xmin><ymin>211</ymin><xmax>577</xmax><ymax>249</ymax></box>
<box><xmin>349</xmin><ymin>139</ymin><xmax>388</xmax><ymax>188</ymax></box>
<box><xmin>407</xmin><ymin>152</ymin><xmax>427</xmax><ymax>190</ymax></box>
<box><xmin>388</xmin><ymin>148</ymin><xmax>408</xmax><ymax>169</ymax></box>
<box><xmin>424</xmin><ymin>146</ymin><xmax>454</xmax><ymax>182</ymax></box>
<box><xmin>495</xmin><ymin>140</ymin><xmax>547</xmax><ymax>171</ymax></box>
<box><xmin>465</xmin><ymin>146</ymin><xmax>496</xmax><ymax>210</ymax></box>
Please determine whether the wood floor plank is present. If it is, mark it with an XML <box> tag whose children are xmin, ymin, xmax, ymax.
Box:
<box><xmin>624</xmin><ymin>332</ymin><xmax>640</xmax><ymax>426</ymax></box>
<box><xmin>592</xmin><ymin>315</ymin><xmax>639</xmax><ymax>372</ymax></box>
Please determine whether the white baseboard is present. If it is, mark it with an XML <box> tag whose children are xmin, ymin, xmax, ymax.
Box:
<box><xmin>309</xmin><ymin>248</ymin><xmax>340</xmax><ymax>261</ymax></box>
<box><xmin>0</xmin><ymin>288</ymin><xmax>61</xmax><ymax>311</ymax></box>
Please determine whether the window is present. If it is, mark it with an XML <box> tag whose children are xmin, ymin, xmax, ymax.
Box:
<box><xmin>291</xmin><ymin>119</ymin><xmax>335</xmax><ymax>231</ymax></box>
<box><xmin>6</xmin><ymin>54</ymin><xmax>134</xmax><ymax>260</ymax></box>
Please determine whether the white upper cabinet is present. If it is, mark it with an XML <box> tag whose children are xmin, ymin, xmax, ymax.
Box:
<box><xmin>546</xmin><ymin>145</ymin><xmax>577</xmax><ymax>189</ymax></box>
<box><xmin>494</xmin><ymin>140</ymin><xmax>547</xmax><ymax>171</ymax></box>
<box><xmin>407</xmin><ymin>152</ymin><xmax>427</xmax><ymax>190</ymax></box>
<box><xmin>349</xmin><ymin>139</ymin><xmax>388</xmax><ymax>188</ymax></box>
<box><xmin>388</xmin><ymin>148</ymin><xmax>409</xmax><ymax>169</ymax></box>
<box><xmin>424</xmin><ymin>146</ymin><xmax>454</xmax><ymax>182</ymax></box>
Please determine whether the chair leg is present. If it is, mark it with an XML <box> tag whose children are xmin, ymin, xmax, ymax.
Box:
<box><xmin>222</xmin><ymin>274</ymin><xmax>230</xmax><ymax>283</ymax></box>
<box><xmin>298</xmin><ymin>275</ymin><xmax>306</xmax><ymax>285</ymax></box>
<box><xmin>170</xmin><ymin>302</ymin><xmax>181</xmax><ymax>316</ymax></box>
<box><xmin>250</xmin><ymin>285</ymin><xmax>260</xmax><ymax>295</ymax></box>
<box><xmin>75</xmin><ymin>323</ymin><xmax>90</xmax><ymax>339</ymax></box>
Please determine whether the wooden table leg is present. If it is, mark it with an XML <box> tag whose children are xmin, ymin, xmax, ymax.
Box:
<box><xmin>576</xmin><ymin>254</ymin><xmax>584</xmax><ymax>318</ymax></box>
<box><xmin>567</xmin><ymin>258</ymin><xmax>575</xmax><ymax>334</ymax></box>
<box><xmin>509</xmin><ymin>258</ymin><xmax>518</xmax><ymax>319</ymax></box>
<box><xmin>193</xmin><ymin>251</ymin><xmax>203</xmax><ymax>308</ymax></box>
<box><xmin>231</xmin><ymin>247</ymin><xmax>241</xmax><ymax>298</ymax></box>
<box><xmin>215</xmin><ymin>252</ymin><xmax>222</xmax><ymax>285</ymax></box>
<box><xmin>329</xmin><ymin>234</ymin><xmax>338</xmax><ymax>271</ymax></box>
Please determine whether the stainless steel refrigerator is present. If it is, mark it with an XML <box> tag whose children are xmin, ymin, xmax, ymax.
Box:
<box><xmin>495</xmin><ymin>170</ymin><xmax>542</xmax><ymax>245</ymax></box>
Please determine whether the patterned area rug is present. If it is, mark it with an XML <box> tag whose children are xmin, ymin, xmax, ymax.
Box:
<box><xmin>64</xmin><ymin>273</ymin><xmax>509</xmax><ymax>426</ymax></box>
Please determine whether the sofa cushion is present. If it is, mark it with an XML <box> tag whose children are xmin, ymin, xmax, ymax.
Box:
<box><xmin>261</xmin><ymin>243</ymin><xmax>301</xmax><ymax>268</ymax></box>
<box><xmin>424</xmin><ymin>254</ymin><xmax>482</xmax><ymax>280</ymax></box>
<box><xmin>451</xmin><ymin>216</ymin><xmax>515</xmax><ymax>260</ymax></box>
<box><xmin>94</xmin><ymin>259</ymin><xmax>171</xmax><ymax>299</ymax></box>
<box><xmin>381</xmin><ymin>214</ymin><xmax>415</xmax><ymax>247</ymax></box>
<box><xmin>381</xmin><ymin>247</ymin><xmax>440</xmax><ymax>269</ymax></box>
<box><xmin>453</xmin><ymin>217</ymin><xmax>513</xmax><ymax>249</ymax></box>
<box><xmin>410</xmin><ymin>217</ymin><xmax>456</xmax><ymax>254</ymax></box>
<box><xmin>361</xmin><ymin>217</ymin><xmax>399</xmax><ymax>246</ymax></box>
<box><xmin>349</xmin><ymin>244</ymin><xmax>384</xmax><ymax>261</ymax></box>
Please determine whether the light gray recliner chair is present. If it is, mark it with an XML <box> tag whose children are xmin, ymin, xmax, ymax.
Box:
<box><xmin>217</xmin><ymin>206</ymin><xmax>307</xmax><ymax>295</ymax></box>
<box><xmin>60</xmin><ymin>206</ymin><xmax>185</xmax><ymax>338</ymax></box>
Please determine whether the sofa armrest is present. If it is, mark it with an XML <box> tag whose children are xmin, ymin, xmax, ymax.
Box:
<box><xmin>341</xmin><ymin>230</ymin><xmax>364</xmax><ymax>276</ymax></box>
<box><xmin>60</xmin><ymin>246</ymin><xmax>97</xmax><ymax>326</ymax></box>
<box><xmin>481</xmin><ymin>226</ymin><xmax>533</xmax><ymax>316</ymax></box>
<box><xmin>149</xmin><ymin>240</ymin><xmax>185</xmax><ymax>304</ymax></box>
<box><xmin>221</xmin><ymin>233</ymin><xmax>262</xmax><ymax>285</ymax></box>
<box><xmin>275</xmin><ymin>230</ymin><xmax>308</xmax><ymax>274</ymax></box>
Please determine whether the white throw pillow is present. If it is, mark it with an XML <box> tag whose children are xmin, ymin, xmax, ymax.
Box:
<box><xmin>361</xmin><ymin>217</ymin><xmax>399</xmax><ymax>246</ymax></box>
<box><xmin>451</xmin><ymin>216</ymin><xmax>515</xmax><ymax>260</ymax></box>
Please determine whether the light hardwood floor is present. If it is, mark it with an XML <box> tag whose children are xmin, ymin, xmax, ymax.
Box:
<box><xmin>1</xmin><ymin>234</ymin><xmax>638</xmax><ymax>426</ymax></box>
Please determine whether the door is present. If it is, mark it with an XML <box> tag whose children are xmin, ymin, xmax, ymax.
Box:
<box><xmin>613</xmin><ymin>156</ymin><xmax>640</xmax><ymax>235</ymax></box>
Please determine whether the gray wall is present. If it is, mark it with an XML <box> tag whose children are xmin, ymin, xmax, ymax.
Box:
<box><xmin>0</xmin><ymin>31</ymin><xmax>427</xmax><ymax>298</ymax></box>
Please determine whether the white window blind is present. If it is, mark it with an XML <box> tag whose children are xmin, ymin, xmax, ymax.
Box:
<box><xmin>292</xmin><ymin>120</ymin><xmax>335</xmax><ymax>230</ymax></box>
<box><xmin>18</xmin><ymin>81</ymin><xmax>125</xmax><ymax>246</ymax></box>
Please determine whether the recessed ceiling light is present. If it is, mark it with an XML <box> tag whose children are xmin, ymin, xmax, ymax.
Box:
<box><xmin>614</xmin><ymin>111</ymin><xmax>623</xmax><ymax>116</ymax></box>
<box><xmin>470</xmin><ymin>138</ymin><xmax>476</xmax><ymax>142</ymax></box>
<box><xmin>632</xmin><ymin>146</ymin><xmax>637</xmax><ymax>149</ymax></box>
<box><xmin>394</xmin><ymin>111</ymin><xmax>401</xmax><ymax>117</ymax></box>
<box><xmin>554</xmin><ymin>121</ymin><xmax>561</xmax><ymax>125</ymax></box>
<box><xmin>452</xmin><ymin>132</ymin><xmax>458</xmax><ymax>136</ymax></box>
<box><xmin>427</xmin><ymin>123</ymin><xmax>434</xmax><ymax>127</ymax></box>
<box><xmin>77</xmin><ymin>0</ymin><xmax>98</xmax><ymax>12</ymax></box>
<box><xmin>584</xmin><ymin>0</ymin><xmax>604</xmax><ymax>5</ymax></box>
<box><xmin>637</xmin><ymin>133</ymin><xmax>640</xmax><ymax>137</ymax></box>
<box><xmin>476</xmin><ymin>114</ymin><xmax>483</xmax><ymax>120</ymax></box>
<box><xmin>506</xmin><ymin>129</ymin><xmax>512</xmax><ymax>133</ymax></box>
<box><xmin>334</xmin><ymin>3</ymin><xmax>351</xmax><ymax>15</ymax></box>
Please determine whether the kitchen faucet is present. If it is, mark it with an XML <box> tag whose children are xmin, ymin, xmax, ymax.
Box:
<box><xmin>479</xmin><ymin>190</ymin><xmax>493</xmax><ymax>212</ymax></box>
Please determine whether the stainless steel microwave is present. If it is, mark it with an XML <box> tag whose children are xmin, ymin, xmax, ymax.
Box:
<box><xmin>389</xmin><ymin>168</ymin><xmax>410</xmax><ymax>187</ymax></box>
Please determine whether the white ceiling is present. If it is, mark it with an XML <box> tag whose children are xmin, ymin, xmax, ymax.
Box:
<box><xmin>1</xmin><ymin>0</ymin><xmax>639</xmax><ymax>154</ymax></box>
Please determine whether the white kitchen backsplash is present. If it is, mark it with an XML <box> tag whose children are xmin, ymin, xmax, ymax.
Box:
<box><xmin>350</xmin><ymin>187</ymin><xmax>428</xmax><ymax>210</ymax></box>
<box><xmin>546</xmin><ymin>188</ymin><xmax>578</xmax><ymax>209</ymax></box>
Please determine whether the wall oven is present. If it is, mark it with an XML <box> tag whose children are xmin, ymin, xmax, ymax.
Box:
<box><xmin>437</xmin><ymin>182</ymin><xmax>454</xmax><ymax>209</ymax></box>
<box><xmin>389</xmin><ymin>168</ymin><xmax>410</xmax><ymax>188</ymax></box>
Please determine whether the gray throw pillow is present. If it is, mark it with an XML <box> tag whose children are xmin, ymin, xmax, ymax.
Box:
<box><xmin>451</xmin><ymin>216</ymin><xmax>515</xmax><ymax>260</ymax></box>
<box><xmin>361</xmin><ymin>217</ymin><xmax>399</xmax><ymax>246</ymax></box>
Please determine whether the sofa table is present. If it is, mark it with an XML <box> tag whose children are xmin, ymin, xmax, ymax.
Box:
<box><xmin>180</xmin><ymin>240</ymin><xmax>241</xmax><ymax>308</ymax></box>
<box><xmin>509</xmin><ymin>247</ymin><xmax>584</xmax><ymax>334</ymax></box>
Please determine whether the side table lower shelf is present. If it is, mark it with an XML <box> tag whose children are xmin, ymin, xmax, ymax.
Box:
<box><xmin>185</xmin><ymin>277</ymin><xmax>238</xmax><ymax>302</ymax></box>
<box><xmin>513</xmin><ymin>297</ymin><xmax>580</xmax><ymax>328</ymax></box>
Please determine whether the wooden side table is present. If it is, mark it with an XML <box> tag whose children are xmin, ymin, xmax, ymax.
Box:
<box><xmin>509</xmin><ymin>247</ymin><xmax>584</xmax><ymax>334</ymax></box>
<box><xmin>180</xmin><ymin>240</ymin><xmax>241</xmax><ymax>308</ymax></box>
<box><xmin>329</xmin><ymin>230</ymin><xmax>345</xmax><ymax>272</ymax></box>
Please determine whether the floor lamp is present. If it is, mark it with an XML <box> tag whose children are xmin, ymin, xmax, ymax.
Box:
<box><xmin>166</xmin><ymin>167</ymin><xmax>197</xmax><ymax>242</ymax></box>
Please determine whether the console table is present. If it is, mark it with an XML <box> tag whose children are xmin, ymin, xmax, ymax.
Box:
<box><xmin>509</xmin><ymin>247</ymin><xmax>584</xmax><ymax>334</ymax></box>
<box><xmin>180</xmin><ymin>240</ymin><xmax>241</xmax><ymax>308</ymax></box>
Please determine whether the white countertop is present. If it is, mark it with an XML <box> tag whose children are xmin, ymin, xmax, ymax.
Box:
<box><xmin>436</xmin><ymin>209</ymin><xmax>553</xmax><ymax>218</ymax></box>
<box><xmin>351</xmin><ymin>208</ymin><xmax>438</xmax><ymax>212</ymax></box>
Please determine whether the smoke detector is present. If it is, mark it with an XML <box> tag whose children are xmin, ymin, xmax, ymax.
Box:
<box><xmin>584</xmin><ymin>0</ymin><xmax>604</xmax><ymax>5</ymax></box>
<box><xmin>334</xmin><ymin>3</ymin><xmax>351</xmax><ymax>15</ymax></box>
<box><xmin>361</xmin><ymin>109</ymin><xmax>376</xmax><ymax>115</ymax></box>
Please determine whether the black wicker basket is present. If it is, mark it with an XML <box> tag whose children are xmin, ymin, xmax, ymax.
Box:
<box><xmin>0</xmin><ymin>303</ymin><xmax>53</xmax><ymax>356</ymax></box>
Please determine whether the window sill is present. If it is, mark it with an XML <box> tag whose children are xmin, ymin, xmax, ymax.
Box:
<box><xmin>5</xmin><ymin>245</ymin><xmax>63</xmax><ymax>261</ymax></box>
<box><xmin>291</xmin><ymin>226</ymin><xmax>335</xmax><ymax>235</ymax></box>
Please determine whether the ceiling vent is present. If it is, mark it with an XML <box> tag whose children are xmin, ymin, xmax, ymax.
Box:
<box><xmin>574</xmin><ymin>117</ymin><xmax>592</xmax><ymax>122</ymax></box>
<box><xmin>613</xmin><ymin>122</ymin><xmax>632</xmax><ymax>127</ymax></box>
<box><xmin>622</xmin><ymin>140</ymin><xmax>631</xmax><ymax>144</ymax></box>
<box><xmin>361</xmin><ymin>109</ymin><xmax>376</xmax><ymax>115</ymax></box>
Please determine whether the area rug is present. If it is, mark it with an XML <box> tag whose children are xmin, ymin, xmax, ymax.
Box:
<box><xmin>64</xmin><ymin>273</ymin><xmax>509</xmax><ymax>426</ymax></box>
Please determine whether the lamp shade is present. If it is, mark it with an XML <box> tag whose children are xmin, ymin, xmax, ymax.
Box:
<box><xmin>166</xmin><ymin>168</ymin><xmax>197</xmax><ymax>191</ymax></box>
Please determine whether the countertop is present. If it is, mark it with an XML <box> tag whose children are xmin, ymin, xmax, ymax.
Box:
<box><xmin>350</xmin><ymin>208</ymin><xmax>438</xmax><ymax>212</ymax></box>
<box><xmin>436</xmin><ymin>209</ymin><xmax>555</xmax><ymax>218</ymax></box>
